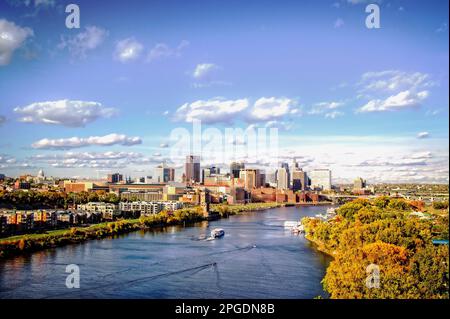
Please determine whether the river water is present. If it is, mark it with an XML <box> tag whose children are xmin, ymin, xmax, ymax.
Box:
<box><xmin>0</xmin><ymin>205</ymin><xmax>332</xmax><ymax>299</ymax></box>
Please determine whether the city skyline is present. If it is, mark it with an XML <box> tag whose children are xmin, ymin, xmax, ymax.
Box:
<box><xmin>0</xmin><ymin>0</ymin><xmax>449</xmax><ymax>184</ymax></box>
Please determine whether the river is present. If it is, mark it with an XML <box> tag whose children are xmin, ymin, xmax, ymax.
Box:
<box><xmin>0</xmin><ymin>205</ymin><xmax>333</xmax><ymax>299</ymax></box>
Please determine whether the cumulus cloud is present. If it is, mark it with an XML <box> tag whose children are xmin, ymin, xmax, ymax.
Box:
<box><xmin>174</xmin><ymin>96</ymin><xmax>299</xmax><ymax>125</ymax></box>
<box><xmin>32</xmin><ymin>133</ymin><xmax>142</xmax><ymax>149</ymax></box>
<box><xmin>417</xmin><ymin>132</ymin><xmax>430</xmax><ymax>139</ymax></box>
<box><xmin>249</xmin><ymin>97</ymin><xmax>297</xmax><ymax>121</ymax></box>
<box><xmin>14</xmin><ymin>99</ymin><xmax>117</xmax><ymax>127</ymax></box>
<box><xmin>192</xmin><ymin>63</ymin><xmax>219</xmax><ymax>79</ymax></box>
<box><xmin>357</xmin><ymin>90</ymin><xmax>429</xmax><ymax>113</ymax></box>
<box><xmin>174</xmin><ymin>98</ymin><xmax>249</xmax><ymax>124</ymax></box>
<box><xmin>0</xmin><ymin>153</ymin><xmax>36</xmax><ymax>169</ymax></box>
<box><xmin>147</xmin><ymin>40</ymin><xmax>189</xmax><ymax>62</ymax></box>
<box><xmin>0</xmin><ymin>154</ymin><xmax>16</xmax><ymax>165</ymax></box>
<box><xmin>0</xmin><ymin>19</ymin><xmax>33</xmax><ymax>65</ymax></box>
<box><xmin>409</xmin><ymin>151</ymin><xmax>432</xmax><ymax>159</ymax></box>
<box><xmin>58</xmin><ymin>26</ymin><xmax>108</xmax><ymax>58</ymax></box>
<box><xmin>114</xmin><ymin>38</ymin><xmax>144</xmax><ymax>62</ymax></box>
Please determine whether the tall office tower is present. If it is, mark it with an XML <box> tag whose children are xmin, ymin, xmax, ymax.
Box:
<box><xmin>154</xmin><ymin>163</ymin><xmax>175</xmax><ymax>183</ymax></box>
<box><xmin>291</xmin><ymin>158</ymin><xmax>300</xmax><ymax>170</ymax></box>
<box><xmin>107</xmin><ymin>173</ymin><xmax>123</xmax><ymax>183</ymax></box>
<box><xmin>265</xmin><ymin>172</ymin><xmax>276</xmax><ymax>185</ymax></box>
<box><xmin>202</xmin><ymin>166</ymin><xmax>220</xmax><ymax>183</ymax></box>
<box><xmin>230</xmin><ymin>162</ymin><xmax>245</xmax><ymax>178</ymax></box>
<box><xmin>259</xmin><ymin>172</ymin><xmax>266</xmax><ymax>187</ymax></box>
<box><xmin>292</xmin><ymin>168</ymin><xmax>308</xmax><ymax>192</ymax></box>
<box><xmin>309</xmin><ymin>169</ymin><xmax>332</xmax><ymax>191</ymax></box>
<box><xmin>276</xmin><ymin>167</ymin><xmax>289</xmax><ymax>190</ymax></box>
<box><xmin>185</xmin><ymin>155</ymin><xmax>201</xmax><ymax>184</ymax></box>
<box><xmin>353</xmin><ymin>177</ymin><xmax>366</xmax><ymax>190</ymax></box>
<box><xmin>239</xmin><ymin>169</ymin><xmax>260</xmax><ymax>190</ymax></box>
<box><xmin>280</xmin><ymin>162</ymin><xmax>290</xmax><ymax>188</ymax></box>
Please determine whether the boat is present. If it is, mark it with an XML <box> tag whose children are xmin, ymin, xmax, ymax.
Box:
<box><xmin>326</xmin><ymin>208</ymin><xmax>336</xmax><ymax>216</ymax></box>
<box><xmin>284</xmin><ymin>221</ymin><xmax>298</xmax><ymax>228</ymax></box>
<box><xmin>211</xmin><ymin>228</ymin><xmax>225</xmax><ymax>238</ymax></box>
<box><xmin>292</xmin><ymin>224</ymin><xmax>305</xmax><ymax>234</ymax></box>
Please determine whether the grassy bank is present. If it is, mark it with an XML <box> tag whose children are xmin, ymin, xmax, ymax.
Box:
<box><xmin>0</xmin><ymin>202</ymin><xmax>281</xmax><ymax>259</ymax></box>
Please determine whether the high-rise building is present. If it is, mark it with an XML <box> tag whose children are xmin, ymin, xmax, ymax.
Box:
<box><xmin>230</xmin><ymin>162</ymin><xmax>245</xmax><ymax>178</ymax></box>
<box><xmin>259</xmin><ymin>172</ymin><xmax>266</xmax><ymax>188</ymax></box>
<box><xmin>353</xmin><ymin>177</ymin><xmax>366</xmax><ymax>190</ymax></box>
<box><xmin>154</xmin><ymin>163</ymin><xmax>175</xmax><ymax>183</ymax></box>
<box><xmin>202</xmin><ymin>166</ymin><xmax>220</xmax><ymax>184</ymax></box>
<box><xmin>292</xmin><ymin>169</ymin><xmax>308</xmax><ymax>192</ymax></box>
<box><xmin>239</xmin><ymin>169</ymin><xmax>260</xmax><ymax>190</ymax></box>
<box><xmin>276</xmin><ymin>167</ymin><xmax>289</xmax><ymax>190</ymax></box>
<box><xmin>280</xmin><ymin>162</ymin><xmax>290</xmax><ymax>188</ymax></box>
<box><xmin>309</xmin><ymin>169</ymin><xmax>332</xmax><ymax>191</ymax></box>
<box><xmin>185</xmin><ymin>155</ymin><xmax>201</xmax><ymax>184</ymax></box>
<box><xmin>107</xmin><ymin>173</ymin><xmax>123</xmax><ymax>184</ymax></box>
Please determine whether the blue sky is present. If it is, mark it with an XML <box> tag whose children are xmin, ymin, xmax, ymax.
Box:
<box><xmin>0</xmin><ymin>0</ymin><xmax>448</xmax><ymax>183</ymax></box>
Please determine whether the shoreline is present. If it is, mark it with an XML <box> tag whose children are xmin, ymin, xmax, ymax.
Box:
<box><xmin>0</xmin><ymin>202</ymin><xmax>286</xmax><ymax>259</ymax></box>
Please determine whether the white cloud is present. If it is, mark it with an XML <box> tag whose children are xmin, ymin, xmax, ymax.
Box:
<box><xmin>192</xmin><ymin>63</ymin><xmax>219</xmax><ymax>79</ymax></box>
<box><xmin>33</xmin><ymin>0</ymin><xmax>55</xmax><ymax>7</ymax></box>
<box><xmin>174</xmin><ymin>96</ymin><xmax>299</xmax><ymax>125</ymax></box>
<box><xmin>159</xmin><ymin>143</ymin><xmax>169</xmax><ymax>148</ymax></box>
<box><xmin>58</xmin><ymin>26</ymin><xmax>108</xmax><ymax>58</ymax></box>
<box><xmin>174</xmin><ymin>98</ymin><xmax>249</xmax><ymax>124</ymax></box>
<box><xmin>114</xmin><ymin>38</ymin><xmax>144</xmax><ymax>62</ymax></box>
<box><xmin>146</xmin><ymin>40</ymin><xmax>189</xmax><ymax>62</ymax></box>
<box><xmin>0</xmin><ymin>19</ymin><xmax>33</xmax><ymax>65</ymax></box>
<box><xmin>309</xmin><ymin>101</ymin><xmax>344</xmax><ymax>118</ymax></box>
<box><xmin>32</xmin><ymin>133</ymin><xmax>142</xmax><ymax>149</ymax></box>
<box><xmin>32</xmin><ymin>151</ymin><xmax>147</xmax><ymax>169</ymax></box>
<box><xmin>33</xmin><ymin>151</ymin><xmax>142</xmax><ymax>161</ymax></box>
<box><xmin>417</xmin><ymin>132</ymin><xmax>430</xmax><ymax>139</ymax></box>
<box><xmin>249</xmin><ymin>97</ymin><xmax>296</xmax><ymax>121</ymax></box>
<box><xmin>359</xmin><ymin>70</ymin><xmax>434</xmax><ymax>93</ymax></box>
<box><xmin>0</xmin><ymin>153</ymin><xmax>36</xmax><ymax>170</ymax></box>
<box><xmin>263</xmin><ymin>120</ymin><xmax>293</xmax><ymax>131</ymax></box>
<box><xmin>9</xmin><ymin>0</ymin><xmax>56</xmax><ymax>7</ymax></box>
<box><xmin>14</xmin><ymin>99</ymin><xmax>117</xmax><ymax>127</ymax></box>
<box><xmin>409</xmin><ymin>151</ymin><xmax>432</xmax><ymax>159</ymax></box>
<box><xmin>357</xmin><ymin>90</ymin><xmax>429</xmax><ymax>113</ymax></box>
<box><xmin>325</xmin><ymin>111</ymin><xmax>344</xmax><ymax>119</ymax></box>
<box><xmin>334</xmin><ymin>18</ymin><xmax>344</xmax><ymax>28</ymax></box>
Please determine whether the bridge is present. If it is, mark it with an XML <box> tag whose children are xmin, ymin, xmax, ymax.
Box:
<box><xmin>321</xmin><ymin>194</ymin><xmax>375</xmax><ymax>205</ymax></box>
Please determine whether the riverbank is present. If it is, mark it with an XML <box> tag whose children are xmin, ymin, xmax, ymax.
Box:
<box><xmin>303</xmin><ymin>234</ymin><xmax>335</xmax><ymax>257</ymax></box>
<box><xmin>0</xmin><ymin>202</ymin><xmax>282</xmax><ymax>259</ymax></box>
<box><xmin>301</xmin><ymin>198</ymin><xmax>449</xmax><ymax>299</ymax></box>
